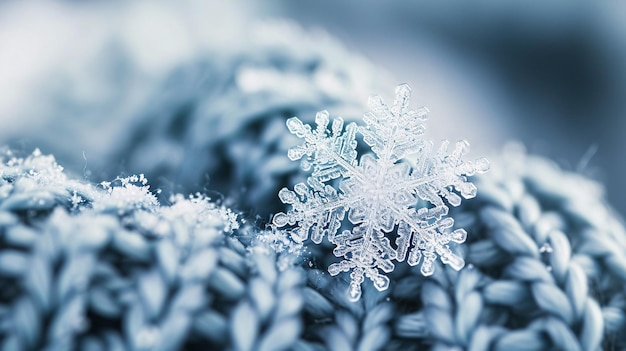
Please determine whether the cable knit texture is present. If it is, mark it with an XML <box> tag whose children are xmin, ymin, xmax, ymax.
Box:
<box><xmin>0</xmin><ymin>146</ymin><xmax>624</xmax><ymax>351</ymax></box>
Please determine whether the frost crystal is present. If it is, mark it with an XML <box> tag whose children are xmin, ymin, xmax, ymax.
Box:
<box><xmin>272</xmin><ymin>84</ymin><xmax>489</xmax><ymax>300</ymax></box>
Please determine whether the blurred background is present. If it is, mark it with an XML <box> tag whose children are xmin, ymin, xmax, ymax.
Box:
<box><xmin>0</xmin><ymin>0</ymin><xmax>625</xmax><ymax>216</ymax></box>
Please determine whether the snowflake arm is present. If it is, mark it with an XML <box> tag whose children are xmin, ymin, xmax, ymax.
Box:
<box><xmin>273</xmin><ymin>84</ymin><xmax>489</xmax><ymax>301</ymax></box>
<box><xmin>285</xmin><ymin>111</ymin><xmax>359</xmax><ymax>182</ymax></box>
<box><xmin>361</xmin><ymin>84</ymin><xmax>429</xmax><ymax>162</ymax></box>
<box><xmin>272</xmin><ymin>182</ymin><xmax>347</xmax><ymax>244</ymax></box>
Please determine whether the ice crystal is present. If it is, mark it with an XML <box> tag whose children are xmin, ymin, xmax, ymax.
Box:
<box><xmin>94</xmin><ymin>174</ymin><xmax>159</xmax><ymax>213</ymax></box>
<box><xmin>252</xmin><ymin>227</ymin><xmax>306</xmax><ymax>271</ymax></box>
<box><xmin>272</xmin><ymin>84</ymin><xmax>489</xmax><ymax>300</ymax></box>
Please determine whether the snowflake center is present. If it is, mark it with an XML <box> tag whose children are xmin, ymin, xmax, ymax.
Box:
<box><xmin>364</xmin><ymin>171</ymin><xmax>391</xmax><ymax>201</ymax></box>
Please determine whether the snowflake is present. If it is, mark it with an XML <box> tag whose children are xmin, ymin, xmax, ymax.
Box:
<box><xmin>272</xmin><ymin>84</ymin><xmax>489</xmax><ymax>301</ymax></box>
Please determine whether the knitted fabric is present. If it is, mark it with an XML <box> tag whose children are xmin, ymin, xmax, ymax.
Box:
<box><xmin>1</xmin><ymin>146</ymin><xmax>625</xmax><ymax>351</ymax></box>
<box><xmin>114</xmin><ymin>21</ymin><xmax>386</xmax><ymax>216</ymax></box>
<box><xmin>3</xmin><ymin>9</ymin><xmax>624</xmax><ymax>349</ymax></box>
<box><xmin>0</xmin><ymin>150</ymin><xmax>304</xmax><ymax>351</ymax></box>
<box><xmin>6</xmin><ymin>19</ymin><xmax>385</xmax><ymax>217</ymax></box>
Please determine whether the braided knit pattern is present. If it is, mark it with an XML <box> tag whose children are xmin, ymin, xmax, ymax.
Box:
<box><xmin>1</xmin><ymin>149</ymin><xmax>625</xmax><ymax>350</ymax></box>
<box><xmin>390</xmin><ymin>150</ymin><xmax>626</xmax><ymax>351</ymax></box>
<box><xmin>0</xmin><ymin>150</ymin><xmax>305</xmax><ymax>351</ymax></box>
